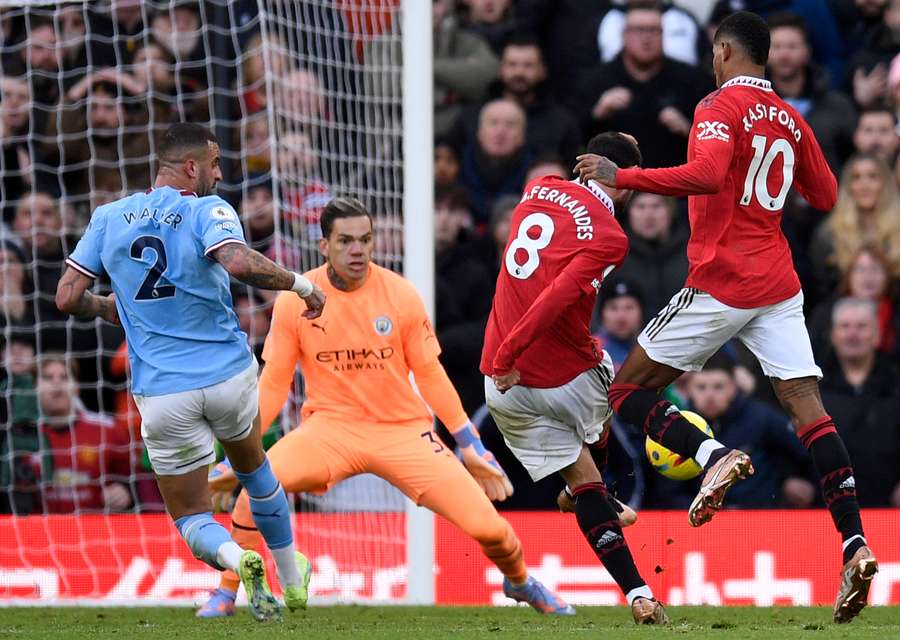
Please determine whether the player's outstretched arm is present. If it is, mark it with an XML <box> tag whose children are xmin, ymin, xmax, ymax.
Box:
<box><xmin>211</xmin><ymin>242</ymin><xmax>326</xmax><ymax>318</ymax></box>
<box><xmin>55</xmin><ymin>266</ymin><xmax>119</xmax><ymax>324</ymax></box>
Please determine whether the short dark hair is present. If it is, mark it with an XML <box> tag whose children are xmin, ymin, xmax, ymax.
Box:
<box><xmin>626</xmin><ymin>0</ymin><xmax>662</xmax><ymax>14</ymax></box>
<box><xmin>158</xmin><ymin>122</ymin><xmax>218</xmax><ymax>164</ymax></box>
<box><xmin>504</xmin><ymin>32</ymin><xmax>543</xmax><ymax>55</ymax></box>
<box><xmin>320</xmin><ymin>196</ymin><xmax>373</xmax><ymax>238</ymax></box>
<box><xmin>585</xmin><ymin>132</ymin><xmax>642</xmax><ymax>169</ymax></box>
<box><xmin>715</xmin><ymin>11</ymin><xmax>770</xmax><ymax>66</ymax></box>
<box><xmin>858</xmin><ymin>106</ymin><xmax>898</xmax><ymax>125</ymax></box>
<box><xmin>701</xmin><ymin>351</ymin><xmax>736</xmax><ymax>376</ymax></box>
<box><xmin>435</xmin><ymin>184</ymin><xmax>471</xmax><ymax>212</ymax></box>
<box><xmin>766</xmin><ymin>11</ymin><xmax>808</xmax><ymax>43</ymax></box>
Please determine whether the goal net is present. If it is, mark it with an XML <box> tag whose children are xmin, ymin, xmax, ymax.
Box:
<box><xmin>0</xmin><ymin>0</ymin><xmax>430</xmax><ymax>606</ymax></box>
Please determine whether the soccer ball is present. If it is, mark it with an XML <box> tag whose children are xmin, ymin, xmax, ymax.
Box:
<box><xmin>645</xmin><ymin>410</ymin><xmax>714</xmax><ymax>480</ymax></box>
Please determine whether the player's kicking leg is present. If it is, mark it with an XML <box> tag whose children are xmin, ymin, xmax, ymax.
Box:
<box><xmin>559</xmin><ymin>445</ymin><xmax>668</xmax><ymax>624</ymax></box>
<box><xmin>608</xmin><ymin>289</ymin><xmax>756</xmax><ymax>527</ymax></box>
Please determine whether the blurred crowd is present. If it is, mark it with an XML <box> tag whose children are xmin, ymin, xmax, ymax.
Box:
<box><xmin>1</xmin><ymin>0</ymin><xmax>899</xmax><ymax>515</ymax></box>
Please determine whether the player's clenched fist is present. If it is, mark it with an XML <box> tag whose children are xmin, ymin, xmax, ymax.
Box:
<box><xmin>300</xmin><ymin>285</ymin><xmax>326</xmax><ymax>319</ymax></box>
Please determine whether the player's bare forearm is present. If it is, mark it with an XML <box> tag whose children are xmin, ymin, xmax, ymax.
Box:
<box><xmin>55</xmin><ymin>267</ymin><xmax>119</xmax><ymax>324</ymax></box>
<box><xmin>213</xmin><ymin>242</ymin><xmax>294</xmax><ymax>290</ymax></box>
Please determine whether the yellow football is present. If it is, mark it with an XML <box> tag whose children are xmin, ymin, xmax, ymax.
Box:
<box><xmin>645</xmin><ymin>410</ymin><xmax>714</xmax><ymax>480</ymax></box>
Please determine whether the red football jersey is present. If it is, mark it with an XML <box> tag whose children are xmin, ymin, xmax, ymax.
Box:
<box><xmin>616</xmin><ymin>76</ymin><xmax>837</xmax><ymax>308</ymax></box>
<box><xmin>481</xmin><ymin>176</ymin><xmax>628</xmax><ymax>388</ymax></box>
<box><xmin>35</xmin><ymin>410</ymin><xmax>135</xmax><ymax>513</ymax></box>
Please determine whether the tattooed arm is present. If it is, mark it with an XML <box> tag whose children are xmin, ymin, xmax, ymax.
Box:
<box><xmin>212</xmin><ymin>242</ymin><xmax>326</xmax><ymax>318</ymax></box>
<box><xmin>55</xmin><ymin>267</ymin><xmax>120</xmax><ymax>324</ymax></box>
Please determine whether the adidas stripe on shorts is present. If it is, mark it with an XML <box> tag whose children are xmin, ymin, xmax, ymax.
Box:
<box><xmin>638</xmin><ymin>288</ymin><xmax>822</xmax><ymax>380</ymax></box>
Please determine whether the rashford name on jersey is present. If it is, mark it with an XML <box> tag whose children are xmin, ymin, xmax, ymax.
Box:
<box><xmin>741</xmin><ymin>102</ymin><xmax>803</xmax><ymax>141</ymax></box>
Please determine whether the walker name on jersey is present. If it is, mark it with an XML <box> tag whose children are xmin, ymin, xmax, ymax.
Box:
<box><xmin>316</xmin><ymin>347</ymin><xmax>395</xmax><ymax>372</ymax></box>
<box><xmin>520</xmin><ymin>185</ymin><xmax>594</xmax><ymax>240</ymax></box>
<box><xmin>121</xmin><ymin>208</ymin><xmax>183</xmax><ymax>229</ymax></box>
<box><xmin>741</xmin><ymin>103</ymin><xmax>803</xmax><ymax>142</ymax></box>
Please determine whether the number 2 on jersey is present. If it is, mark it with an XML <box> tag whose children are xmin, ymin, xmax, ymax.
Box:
<box><xmin>739</xmin><ymin>135</ymin><xmax>795</xmax><ymax>211</ymax></box>
<box><xmin>130</xmin><ymin>236</ymin><xmax>176</xmax><ymax>300</ymax></box>
<box><xmin>505</xmin><ymin>212</ymin><xmax>555</xmax><ymax>279</ymax></box>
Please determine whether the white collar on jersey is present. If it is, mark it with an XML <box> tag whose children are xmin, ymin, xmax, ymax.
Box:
<box><xmin>569</xmin><ymin>178</ymin><xmax>615</xmax><ymax>215</ymax></box>
<box><xmin>721</xmin><ymin>75</ymin><xmax>773</xmax><ymax>92</ymax></box>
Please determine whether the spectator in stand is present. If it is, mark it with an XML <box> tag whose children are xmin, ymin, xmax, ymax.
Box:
<box><xmin>11</xmin><ymin>192</ymin><xmax>65</xmax><ymax>326</ymax></box>
<box><xmin>435</xmin><ymin>137</ymin><xmax>461</xmax><ymax>188</ymax></box>
<box><xmin>129</xmin><ymin>39</ymin><xmax>192</xmax><ymax>127</ymax></box>
<box><xmin>0</xmin><ymin>333</ymin><xmax>45</xmax><ymax>515</ymax></box>
<box><xmin>5</xmin><ymin>16</ymin><xmax>59</xmax><ymax>133</ymax></box>
<box><xmin>820</xmin><ymin>298</ymin><xmax>900</xmax><ymax>507</ymax></box>
<box><xmin>150</xmin><ymin>4</ymin><xmax>208</xmax><ymax>98</ymax></box>
<box><xmin>277</xmin><ymin>130</ymin><xmax>331</xmax><ymax>251</ymax></box>
<box><xmin>853</xmin><ymin>107</ymin><xmax>899</xmax><ymax>163</ymax></box>
<box><xmin>709</xmin><ymin>0</ymin><xmax>845</xmax><ymax>84</ymax></box>
<box><xmin>240</xmin><ymin>32</ymin><xmax>290</xmax><ymax>114</ymax></box>
<box><xmin>84</xmin><ymin>0</ymin><xmax>147</xmax><ymax>69</ymax></box>
<box><xmin>647</xmin><ymin>353</ymin><xmax>815</xmax><ymax>509</ymax></box>
<box><xmin>516</xmin><ymin>0</ymin><xmax>610</xmax><ymax>100</ymax></box>
<box><xmin>839</xmin><ymin>0</ymin><xmax>891</xmax><ymax>61</ymax></box>
<box><xmin>57</xmin><ymin>4</ymin><xmax>87</xmax><ymax>82</ymax></box>
<box><xmin>459</xmin><ymin>0</ymin><xmax>518</xmax><ymax>55</ymax></box>
<box><xmin>810</xmin><ymin>153</ymin><xmax>900</xmax><ymax>294</ymax></box>
<box><xmin>434</xmin><ymin>185</ymin><xmax>494</xmax><ymax>414</ymax></box>
<box><xmin>44</xmin><ymin>71</ymin><xmax>156</xmax><ymax>200</ymax></box>
<box><xmin>597</xmin><ymin>0</ymin><xmax>708</xmax><ymax>66</ymax></box>
<box><xmin>591</xmin><ymin>277</ymin><xmax>644</xmax><ymax>370</ymax></box>
<box><xmin>574</xmin><ymin>2</ymin><xmax>714</xmax><ymax>168</ymax></box>
<box><xmin>433</xmin><ymin>0</ymin><xmax>498</xmax><ymax>136</ymax></box>
<box><xmin>275</xmin><ymin>67</ymin><xmax>327</xmax><ymax>125</ymax></box>
<box><xmin>809</xmin><ymin>246</ymin><xmax>900</xmax><ymax>360</ymax></box>
<box><xmin>237</xmin><ymin>113</ymin><xmax>271</xmax><ymax>176</ymax></box>
<box><xmin>0</xmin><ymin>75</ymin><xmax>31</xmax><ymax>218</ymax></box>
<box><xmin>35</xmin><ymin>355</ymin><xmax>135</xmax><ymax>513</ymax></box>
<box><xmin>524</xmin><ymin>153</ymin><xmax>568</xmax><ymax>182</ymax></box>
<box><xmin>458</xmin><ymin>98</ymin><xmax>531</xmax><ymax>223</ymax></box>
<box><xmin>613</xmin><ymin>192</ymin><xmax>688</xmax><ymax>320</ymax></box>
<box><xmin>0</xmin><ymin>241</ymin><xmax>32</xmax><ymax>330</ymax></box>
<box><xmin>767</xmin><ymin>12</ymin><xmax>858</xmax><ymax>172</ymax></box>
<box><xmin>844</xmin><ymin>0</ymin><xmax>900</xmax><ymax>107</ymax></box>
<box><xmin>233</xmin><ymin>287</ymin><xmax>271</xmax><ymax>362</ymax></box>
<box><xmin>451</xmin><ymin>34</ymin><xmax>582</xmax><ymax>163</ymax></box>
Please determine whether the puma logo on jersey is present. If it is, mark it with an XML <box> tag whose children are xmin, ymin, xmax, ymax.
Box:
<box><xmin>696</xmin><ymin>120</ymin><xmax>730</xmax><ymax>142</ymax></box>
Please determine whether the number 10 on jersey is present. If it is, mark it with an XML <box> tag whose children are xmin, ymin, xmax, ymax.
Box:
<box><xmin>740</xmin><ymin>135</ymin><xmax>795</xmax><ymax>211</ymax></box>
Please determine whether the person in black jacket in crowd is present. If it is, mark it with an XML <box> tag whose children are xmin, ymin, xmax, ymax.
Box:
<box><xmin>820</xmin><ymin>297</ymin><xmax>900</xmax><ymax>507</ymax></box>
<box><xmin>434</xmin><ymin>185</ymin><xmax>495</xmax><ymax>415</ymax></box>
<box><xmin>613</xmin><ymin>192</ymin><xmax>689</xmax><ymax>321</ymax></box>
<box><xmin>451</xmin><ymin>33</ymin><xmax>582</xmax><ymax>165</ymax></box>
<box><xmin>767</xmin><ymin>12</ymin><xmax>857</xmax><ymax>173</ymax></box>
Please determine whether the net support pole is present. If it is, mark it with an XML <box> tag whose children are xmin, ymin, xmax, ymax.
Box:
<box><xmin>401</xmin><ymin>0</ymin><xmax>435</xmax><ymax>606</ymax></box>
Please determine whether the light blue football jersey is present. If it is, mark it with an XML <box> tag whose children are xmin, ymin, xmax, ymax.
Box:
<box><xmin>67</xmin><ymin>186</ymin><xmax>253</xmax><ymax>396</ymax></box>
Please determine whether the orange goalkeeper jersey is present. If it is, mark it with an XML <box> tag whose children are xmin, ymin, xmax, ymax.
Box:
<box><xmin>259</xmin><ymin>263</ymin><xmax>469</xmax><ymax>429</ymax></box>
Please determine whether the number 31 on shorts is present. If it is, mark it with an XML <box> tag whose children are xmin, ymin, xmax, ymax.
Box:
<box><xmin>505</xmin><ymin>212</ymin><xmax>555</xmax><ymax>280</ymax></box>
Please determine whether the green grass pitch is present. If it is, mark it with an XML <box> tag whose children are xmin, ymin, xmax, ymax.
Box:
<box><xmin>0</xmin><ymin>606</ymin><xmax>898</xmax><ymax>639</ymax></box>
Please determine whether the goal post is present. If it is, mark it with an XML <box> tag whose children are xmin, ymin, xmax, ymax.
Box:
<box><xmin>400</xmin><ymin>0</ymin><xmax>436</xmax><ymax>606</ymax></box>
<box><xmin>0</xmin><ymin>0</ymin><xmax>436</xmax><ymax>606</ymax></box>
